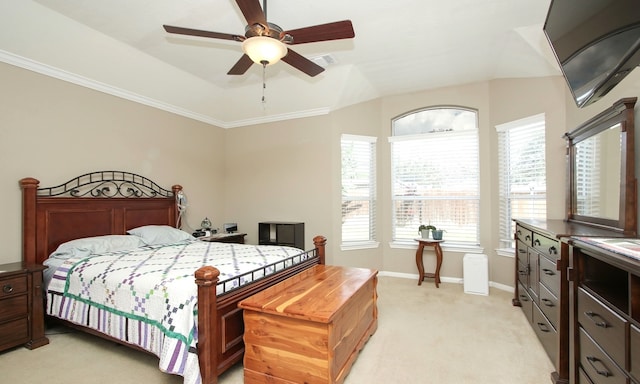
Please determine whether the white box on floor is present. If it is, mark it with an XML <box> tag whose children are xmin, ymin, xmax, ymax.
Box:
<box><xmin>463</xmin><ymin>253</ymin><xmax>488</xmax><ymax>295</ymax></box>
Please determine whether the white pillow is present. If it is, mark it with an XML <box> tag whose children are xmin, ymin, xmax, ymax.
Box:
<box><xmin>127</xmin><ymin>225</ymin><xmax>194</xmax><ymax>245</ymax></box>
<box><xmin>51</xmin><ymin>235</ymin><xmax>147</xmax><ymax>260</ymax></box>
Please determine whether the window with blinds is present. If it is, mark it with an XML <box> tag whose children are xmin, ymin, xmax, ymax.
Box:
<box><xmin>496</xmin><ymin>114</ymin><xmax>547</xmax><ymax>249</ymax></box>
<box><xmin>341</xmin><ymin>134</ymin><xmax>377</xmax><ymax>247</ymax></box>
<box><xmin>390</xmin><ymin>108</ymin><xmax>479</xmax><ymax>244</ymax></box>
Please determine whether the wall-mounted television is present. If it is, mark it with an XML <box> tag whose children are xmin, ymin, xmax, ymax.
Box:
<box><xmin>543</xmin><ymin>0</ymin><xmax>640</xmax><ymax>108</ymax></box>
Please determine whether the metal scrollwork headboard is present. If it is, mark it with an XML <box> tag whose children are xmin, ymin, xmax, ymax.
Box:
<box><xmin>36</xmin><ymin>171</ymin><xmax>175</xmax><ymax>198</ymax></box>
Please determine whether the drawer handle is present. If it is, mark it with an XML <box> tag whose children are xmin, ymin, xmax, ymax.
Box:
<box><xmin>518</xmin><ymin>268</ymin><xmax>528</xmax><ymax>276</ymax></box>
<box><xmin>536</xmin><ymin>322</ymin><xmax>550</xmax><ymax>333</ymax></box>
<box><xmin>585</xmin><ymin>311</ymin><xmax>609</xmax><ymax>328</ymax></box>
<box><xmin>2</xmin><ymin>284</ymin><xmax>12</xmax><ymax>294</ymax></box>
<box><xmin>542</xmin><ymin>268</ymin><xmax>555</xmax><ymax>276</ymax></box>
<box><xmin>586</xmin><ymin>356</ymin><xmax>611</xmax><ymax>377</ymax></box>
<box><xmin>534</xmin><ymin>239</ymin><xmax>541</xmax><ymax>246</ymax></box>
<box><xmin>549</xmin><ymin>246</ymin><xmax>557</xmax><ymax>255</ymax></box>
<box><xmin>519</xmin><ymin>294</ymin><xmax>529</xmax><ymax>302</ymax></box>
<box><xmin>541</xmin><ymin>298</ymin><xmax>554</xmax><ymax>307</ymax></box>
<box><xmin>525</xmin><ymin>235</ymin><xmax>531</xmax><ymax>241</ymax></box>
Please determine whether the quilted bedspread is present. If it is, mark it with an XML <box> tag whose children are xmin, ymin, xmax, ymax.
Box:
<box><xmin>46</xmin><ymin>240</ymin><xmax>308</xmax><ymax>384</ymax></box>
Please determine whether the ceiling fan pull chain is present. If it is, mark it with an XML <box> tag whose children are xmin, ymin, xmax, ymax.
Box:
<box><xmin>262</xmin><ymin>61</ymin><xmax>267</xmax><ymax>104</ymax></box>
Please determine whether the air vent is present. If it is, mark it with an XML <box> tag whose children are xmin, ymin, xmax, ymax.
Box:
<box><xmin>310</xmin><ymin>54</ymin><xmax>337</xmax><ymax>68</ymax></box>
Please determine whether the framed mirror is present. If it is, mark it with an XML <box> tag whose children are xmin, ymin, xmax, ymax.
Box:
<box><xmin>564</xmin><ymin>97</ymin><xmax>637</xmax><ymax>236</ymax></box>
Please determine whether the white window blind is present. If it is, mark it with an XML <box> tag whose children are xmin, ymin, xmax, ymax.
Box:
<box><xmin>390</xmin><ymin>108</ymin><xmax>479</xmax><ymax>244</ymax></box>
<box><xmin>341</xmin><ymin>134</ymin><xmax>377</xmax><ymax>246</ymax></box>
<box><xmin>497</xmin><ymin>114</ymin><xmax>547</xmax><ymax>249</ymax></box>
<box><xmin>575</xmin><ymin>135</ymin><xmax>602</xmax><ymax>216</ymax></box>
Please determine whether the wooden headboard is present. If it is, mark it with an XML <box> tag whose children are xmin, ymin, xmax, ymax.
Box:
<box><xmin>20</xmin><ymin>171</ymin><xmax>182</xmax><ymax>265</ymax></box>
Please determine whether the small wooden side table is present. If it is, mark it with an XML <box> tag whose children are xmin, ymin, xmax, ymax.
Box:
<box><xmin>414</xmin><ymin>239</ymin><xmax>444</xmax><ymax>288</ymax></box>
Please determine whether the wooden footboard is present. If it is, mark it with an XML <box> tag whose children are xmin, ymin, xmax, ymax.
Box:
<box><xmin>196</xmin><ymin>236</ymin><xmax>326</xmax><ymax>384</ymax></box>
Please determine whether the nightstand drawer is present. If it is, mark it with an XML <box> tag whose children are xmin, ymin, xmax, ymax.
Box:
<box><xmin>0</xmin><ymin>275</ymin><xmax>28</xmax><ymax>298</ymax></box>
<box><xmin>0</xmin><ymin>317</ymin><xmax>29</xmax><ymax>349</ymax></box>
<box><xmin>0</xmin><ymin>294</ymin><xmax>28</xmax><ymax>319</ymax></box>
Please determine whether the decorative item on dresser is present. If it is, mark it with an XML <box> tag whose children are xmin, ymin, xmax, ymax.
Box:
<box><xmin>0</xmin><ymin>262</ymin><xmax>48</xmax><ymax>352</ymax></box>
<box><xmin>19</xmin><ymin>171</ymin><xmax>327</xmax><ymax>384</ymax></box>
<box><xmin>568</xmin><ymin>237</ymin><xmax>640</xmax><ymax>384</ymax></box>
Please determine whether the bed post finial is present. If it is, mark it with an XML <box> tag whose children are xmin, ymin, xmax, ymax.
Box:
<box><xmin>313</xmin><ymin>235</ymin><xmax>327</xmax><ymax>265</ymax></box>
<box><xmin>20</xmin><ymin>178</ymin><xmax>40</xmax><ymax>265</ymax></box>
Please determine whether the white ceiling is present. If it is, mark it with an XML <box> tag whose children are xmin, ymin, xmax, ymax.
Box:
<box><xmin>0</xmin><ymin>0</ymin><xmax>561</xmax><ymax>128</ymax></box>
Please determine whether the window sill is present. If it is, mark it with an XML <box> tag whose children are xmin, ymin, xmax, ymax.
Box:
<box><xmin>341</xmin><ymin>241</ymin><xmax>380</xmax><ymax>251</ymax></box>
<box><xmin>495</xmin><ymin>248</ymin><xmax>515</xmax><ymax>258</ymax></box>
<box><xmin>389</xmin><ymin>241</ymin><xmax>484</xmax><ymax>254</ymax></box>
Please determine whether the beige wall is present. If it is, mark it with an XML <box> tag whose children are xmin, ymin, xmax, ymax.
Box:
<box><xmin>3</xmin><ymin>59</ymin><xmax>640</xmax><ymax>290</ymax></box>
<box><xmin>0</xmin><ymin>62</ymin><xmax>226</xmax><ymax>264</ymax></box>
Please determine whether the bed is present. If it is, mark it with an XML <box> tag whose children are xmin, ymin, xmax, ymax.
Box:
<box><xmin>20</xmin><ymin>171</ymin><xmax>326</xmax><ymax>384</ymax></box>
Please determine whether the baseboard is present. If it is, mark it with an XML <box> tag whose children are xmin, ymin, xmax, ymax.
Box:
<box><xmin>378</xmin><ymin>271</ymin><xmax>514</xmax><ymax>293</ymax></box>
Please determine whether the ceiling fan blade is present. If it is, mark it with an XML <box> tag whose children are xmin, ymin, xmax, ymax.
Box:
<box><xmin>284</xmin><ymin>20</ymin><xmax>355</xmax><ymax>45</ymax></box>
<box><xmin>227</xmin><ymin>54</ymin><xmax>255</xmax><ymax>75</ymax></box>
<box><xmin>163</xmin><ymin>25</ymin><xmax>242</xmax><ymax>41</ymax></box>
<box><xmin>236</xmin><ymin>0</ymin><xmax>267</xmax><ymax>27</ymax></box>
<box><xmin>281</xmin><ymin>49</ymin><xmax>325</xmax><ymax>77</ymax></box>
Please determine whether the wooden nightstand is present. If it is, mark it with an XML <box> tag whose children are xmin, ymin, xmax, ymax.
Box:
<box><xmin>199</xmin><ymin>233</ymin><xmax>247</xmax><ymax>244</ymax></box>
<box><xmin>0</xmin><ymin>262</ymin><xmax>48</xmax><ymax>352</ymax></box>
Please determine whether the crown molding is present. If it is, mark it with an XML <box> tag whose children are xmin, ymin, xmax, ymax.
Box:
<box><xmin>0</xmin><ymin>50</ymin><xmax>331</xmax><ymax>129</ymax></box>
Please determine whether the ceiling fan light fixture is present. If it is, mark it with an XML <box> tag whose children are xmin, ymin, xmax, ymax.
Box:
<box><xmin>242</xmin><ymin>36</ymin><xmax>287</xmax><ymax>66</ymax></box>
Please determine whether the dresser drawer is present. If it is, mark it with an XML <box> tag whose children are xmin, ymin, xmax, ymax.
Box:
<box><xmin>579</xmin><ymin>327</ymin><xmax>628</xmax><ymax>384</ymax></box>
<box><xmin>533</xmin><ymin>302</ymin><xmax>558</xmax><ymax>365</ymax></box>
<box><xmin>0</xmin><ymin>294</ymin><xmax>28</xmax><ymax>320</ymax></box>
<box><xmin>539</xmin><ymin>254</ymin><xmax>560</xmax><ymax>297</ymax></box>
<box><xmin>580</xmin><ymin>367</ymin><xmax>596</xmax><ymax>384</ymax></box>
<box><xmin>631</xmin><ymin>324</ymin><xmax>640</xmax><ymax>383</ymax></box>
<box><xmin>0</xmin><ymin>317</ymin><xmax>29</xmax><ymax>350</ymax></box>
<box><xmin>517</xmin><ymin>259</ymin><xmax>529</xmax><ymax>288</ymax></box>
<box><xmin>515</xmin><ymin>225</ymin><xmax>532</xmax><ymax>244</ymax></box>
<box><xmin>533</xmin><ymin>233</ymin><xmax>560</xmax><ymax>260</ymax></box>
<box><xmin>516</xmin><ymin>239</ymin><xmax>529</xmax><ymax>266</ymax></box>
<box><xmin>518</xmin><ymin>281</ymin><xmax>533</xmax><ymax>324</ymax></box>
<box><xmin>0</xmin><ymin>275</ymin><xmax>28</xmax><ymax>298</ymax></box>
<box><xmin>528</xmin><ymin>249</ymin><xmax>539</xmax><ymax>301</ymax></box>
<box><xmin>539</xmin><ymin>282</ymin><xmax>558</xmax><ymax>330</ymax></box>
<box><xmin>578</xmin><ymin>288</ymin><xmax>627</xmax><ymax>368</ymax></box>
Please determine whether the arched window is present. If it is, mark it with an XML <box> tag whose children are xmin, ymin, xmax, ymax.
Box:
<box><xmin>390</xmin><ymin>107</ymin><xmax>479</xmax><ymax>244</ymax></box>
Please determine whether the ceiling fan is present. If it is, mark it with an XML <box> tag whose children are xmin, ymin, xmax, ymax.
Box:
<box><xmin>163</xmin><ymin>0</ymin><xmax>355</xmax><ymax>77</ymax></box>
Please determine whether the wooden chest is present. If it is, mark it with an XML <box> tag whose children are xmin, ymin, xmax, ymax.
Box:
<box><xmin>238</xmin><ymin>265</ymin><xmax>378</xmax><ymax>384</ymax></box>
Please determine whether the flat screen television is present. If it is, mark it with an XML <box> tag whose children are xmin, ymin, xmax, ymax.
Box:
<box><xmin>543</xmin><ymin>0</ymin><xmax>640</xmax><ymax>108</ymax></box>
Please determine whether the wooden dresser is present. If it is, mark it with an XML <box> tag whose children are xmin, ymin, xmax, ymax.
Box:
<box><xmin>568</xmin><ymin>237</ymin><xmax>640</xmax><ymax>384</ymax></box>
<box><xmin>513</xmin><ymin>219</ymin><xmax>624</xmax><ymax>384</ymax></box>
<box><xmin>239</xmin><ymin>264</ymin><xmax>378</xmax><ymax>384</ymax></box>
<box><xmin>0</xmin><ymin>262</ymin><xmax>48</xmax><ymax>352</ymax></box>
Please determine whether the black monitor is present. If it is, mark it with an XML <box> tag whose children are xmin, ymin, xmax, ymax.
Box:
<box><xmin>543</xmin><ymin>0</ymin><xmax>640</xmax><ymax>108</ymax></box>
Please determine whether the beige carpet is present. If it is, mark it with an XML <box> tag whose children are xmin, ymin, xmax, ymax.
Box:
<box><xmin>0</xmin><ymin>276</ymin><xmax>554</xmax><ymax>384</ymax></box>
